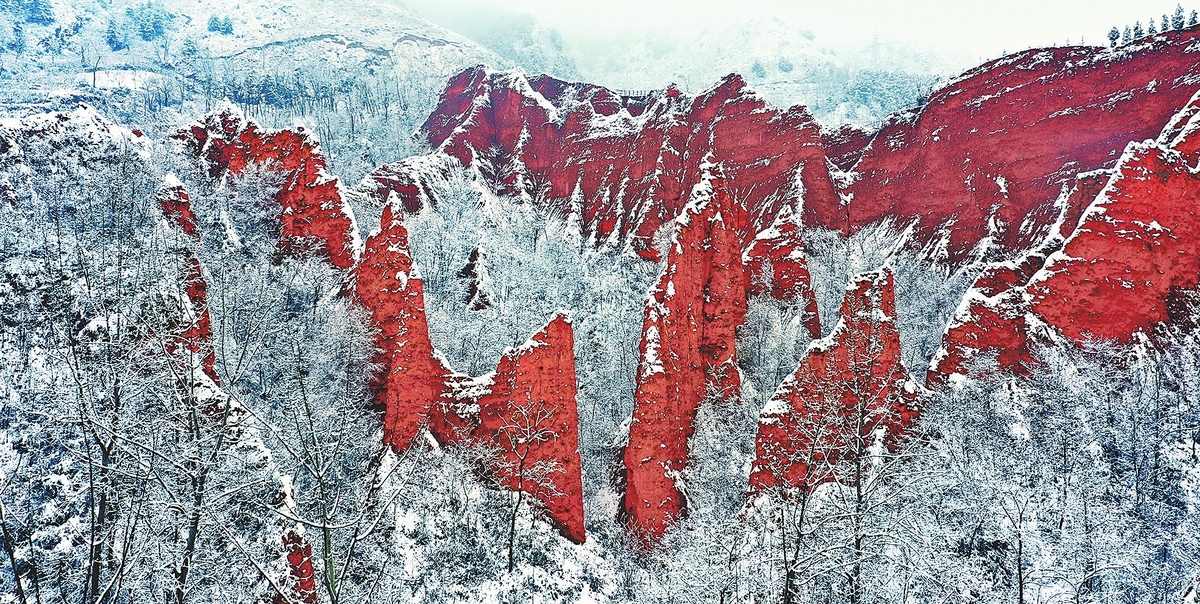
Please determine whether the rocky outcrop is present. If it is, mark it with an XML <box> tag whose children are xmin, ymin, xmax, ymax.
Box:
<box><xmin>930</xmin><ymin>93</ymin><xmax>1200</xmax><ymax>385</ymax></box>
<box><xmin>353</xmin><ymin>202</ymin><xmax>586</xmax><ymax>542</ymax></box>
<box><xmin>811</xmin><ymin>28</ymin><xmax>1200</xmax><ymax>265</ymax></box>
<box><xmin>354</xmin><ymin>203</ymin><xmax>452</xmax><ymax>451</ymax></box>
<box><xmin>471</xmin><ymin>314</ymin><xmax>586</xmax><ymax>544</ymax></box>
<box><xmin>277</xmin><ymin>530</ymin><xmax>318</xmax><ymax>604</ymax></box>
<box><xmin>750</xmin><ymin>270</ymin><xmax>920</xmax><ymax>492</ymax></box>
<box><xmin>621</xmin><ymin>167</ymin><xmax>748</xmax><ymax>545</ymax></box>
<box><xmin>357</xmin><ymin>68</ymin><xmax>830</xmax><ymax>311</ymax></box>
<box><xmin>175</xmin><ymin>104</ymin><xmax>361</xmax><ymax>270</ymax></box>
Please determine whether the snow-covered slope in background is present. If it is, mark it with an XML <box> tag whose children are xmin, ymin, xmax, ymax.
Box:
<box><xmin>403</xmin><ymin>0</ymin><xmax>579</xmax><ymax>80</ymax></box>
<box><xmin>0</xmin><ymin>0</ymin><xmax>509</xmax><ymax>181</ymax></box>
<box><xmin>564</xmin><ymin>17</ymin><xmax>966</xmax><ymax>126</ymax></box>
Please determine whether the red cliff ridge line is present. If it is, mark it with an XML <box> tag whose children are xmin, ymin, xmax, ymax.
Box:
<box><xmin>930</xmin><ymin>89</ymin><xmax>1200</xmax><ymax>386</ymax></box>
<box><xmin>357</xmin><ymin>68</ymin><xmax>827</xmax><ymax>336</ymax></box>
<box><xmin>621</xmin><ymin>165</ymin><xmax>748</xmax><ymax>545</ymax></box>
<box><xmin>751</xmin><ymin>269</ymin><xmax>920</xmax><ymax>493</ymax></box>
<box><xmin>814</xmin><ymin>27</ymin><xmax>1200</xmax><ymax>266</ymax></box>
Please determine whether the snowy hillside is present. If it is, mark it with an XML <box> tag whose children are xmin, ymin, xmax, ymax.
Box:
<box><xmin>566</xmin><ymin>17</ymin><xmax>964</xmax><ymax>126</ymax></box>
<box><xmin>0</xmin><ymin>0</ymin><xmax>511</xmax><ymax>181</ymax></box>
<box><xmin>2</xmin><ymin>2</ymin><xmax>1200</xmax><ymax>603</ymax></box>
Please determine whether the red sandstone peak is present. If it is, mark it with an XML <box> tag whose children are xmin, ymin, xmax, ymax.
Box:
<box><xmin>356</xmin><ymin>67</ymin><xmax>830</xmax><ymax>313</ymax></box>
<box><xmin>175</xmin><ymin>103</ymin><xmax>361</xmax><ymax>270</ymax></box>
<box><xmin>751</xmin><ymin>269</ymin><xmax>920</xmax><ymax>493</ymax></box>
<box><xmin>473</xmin><ymin>313</ymin><xmax>586</xmax><ymax>543</ymax></box>
<box><xmin>812</xmin><ymin>29</ymin><xmax>1200</xmax><ymax>265</ymax></box>
<box><xmin>354</xmin><ymin>203</ymin><xmax>451</xmax><ymax>451</ymax></box>
<box><xmin>621</xmin><ymin>166</ymin><xmax>748</xmax><ymax>546</ymax></box>
<box><xmin>742</xmin><ymin>205</ymin><xmax>822</xmax><ymax>338</ymax></box>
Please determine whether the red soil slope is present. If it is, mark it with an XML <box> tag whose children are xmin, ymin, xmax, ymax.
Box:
<box><xmin>621</xmin><ymin>168</ymin><xmax>748</xmax><ymax>545</ymax></box>
<box><xmin>276</xmin><ymin>530</ymin><xmax>318</xmax><ymax>604</ymax></box>
<box><xmin>750</xmin><ymin>270</ymin><xmax>920</xmax><ymax>492</ymax></box>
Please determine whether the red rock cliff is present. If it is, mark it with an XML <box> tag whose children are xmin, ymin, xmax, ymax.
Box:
<box><xmin>751</xmin><ymin>269</ymin><xmax>920</xmax><ymax>493</ymax></box>
<box><xmin>930</xmin><ymin>93</ymin><xmax>1200</xmax><ymax>385</ymax></box>
<box><xmin>357</xmin><ymin>68</ymin><xmax>829</xmax><ymax>311</ymax></box>
<box><xmin>473</xmin><ymin>314</ymin><xmax>586</xmax><ymax>544</ymax></box>
<box><xmin>621</xmin><ymin>167</ymin><xmax>748</xmax><ymax>545</ymax></box>
<box><xmin>353</xmin><ymin>202</ymin><xmax>587</xmax><ymax>542</ymax></box>
<box><xmin>175</xmin><ymin>104</ymin><xmax>360</xmax><ymax>270</ymax></box>
<box><xmin>810</xmin><ymin>29</ymin><xmax>1200</xmax><ymax>265</ymax></box>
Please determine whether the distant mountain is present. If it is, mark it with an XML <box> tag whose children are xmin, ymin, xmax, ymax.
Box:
<box><xmin>565</xmin><ymin>18</ymin><xmax>965</xmax><ymax>126</ymax></box>
<box><xmin>402</xmin><ymin>0</ymin><xmax>579</xmax><ymax>80</ymax></box>
<box><xmin>0</xmin><ymin>0</ymin><xmax>511</xmax><ymax>180</ymax></box>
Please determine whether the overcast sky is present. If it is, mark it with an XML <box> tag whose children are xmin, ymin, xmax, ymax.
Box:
<box><xmin>474</xmin><ymin>0</ymin><xmax>1185</xmax><ymax>62</ymax></box>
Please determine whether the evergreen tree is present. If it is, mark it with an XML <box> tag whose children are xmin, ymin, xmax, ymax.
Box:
<box><xmin>1163</xmin><ymin>14</ymin><xmax>1171</xmax><ymax>32</ymax></box>
<box><xmin>1124</xmin><ymin>25</ymin><xmax>1132</xmax><ymax>44</ymax></box>
<box><xmin>1174</xmin><ymin>4</ymin><xmax>1186</xmax><ymax>29</ymax></box>
<box><xmin>23</xmin><ymin>0</ymin><xmax>52</xmax><ymax>25</ymax></box>
<box><xmin>104</xmin><ymin>18</ymin><xmax>127</xmax><ymax>51</ymax></box>
<box><xmin>221</xmin><ymin>16</ymin><xmax>233</xmax><ymax>35</ymax></box>
<box><xmin>9</xmin><ymin>23</ymin><xmax>23</xmax><ymax>53</ymax></box>
<box><xmin>1108</xmin><ymin>27</ymin><xmax>1121</xmax><ymax>48</ymax></box>
<box><xmin>1150</xmin><ymin>19</ymin><xmax>1158</xmax><ymax>35</ymax></box>
<box><xmin>207</xmin><ymin>15</ymin><xmax>221</xmax><ymax>32</ymax></box>
<box><xmin>1191</xmin><ymin>9</ymin><xmax>1199</xmax><ymax>26</ymax></box>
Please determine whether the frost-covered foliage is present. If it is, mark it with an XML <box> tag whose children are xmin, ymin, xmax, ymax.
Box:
<box><xmin>908</xmin><ymin>339</ymin><xmax>1200</xmax><ymax>602</ymax></box>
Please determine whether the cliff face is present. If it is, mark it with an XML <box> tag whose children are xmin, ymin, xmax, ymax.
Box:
<box><xmin>930</xmin><ymin>92</ymin><xmax>1200</xmax><ymax>385</ymax></box>
<box><xmin>751</xmin><ymin>270</ymin><xmax>920</xmax><ymax>493</ymax></box>
<box><xmin>357</xmin><ymin>68</ymin><xmax>828</xmax><ymax>312</ymax></box>
<box><xmin>472</xmin><ymin>315</ymin><xmax>586</xmax><ymax>544</ymax></box>
<box><xmin>175</xmin><ymin>104</ymin><xmax>361</xmax><ymax>270</ymax></box>
<box><xmin>809</xmin><ymin>29</ymin><xmax>1200</xmax><ymax>265</ymax></box>
<box><xmin>352</xmin><ymin>202</ymin><xmax>587</xmax><ymax>543</ymax></box>
<box><xmin>621</xmin><ymin>167</ymin><xmax>748</xmax><ymax>545</ymax></box>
